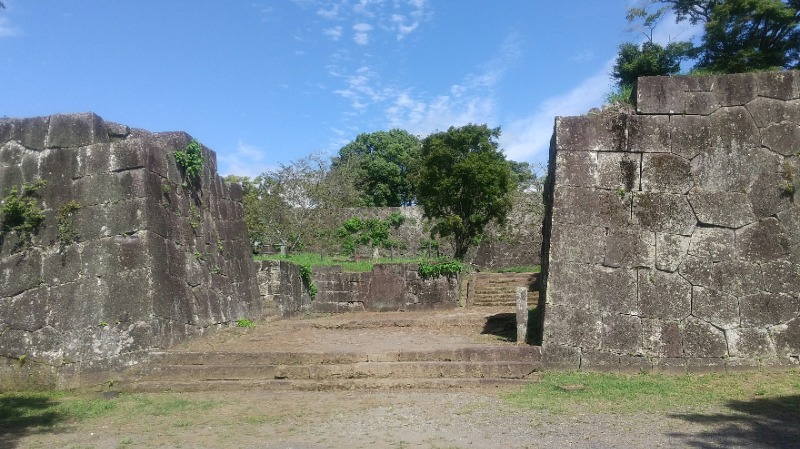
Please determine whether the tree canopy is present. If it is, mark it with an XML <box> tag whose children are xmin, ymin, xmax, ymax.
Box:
<box><xmin>331</xmin><ymin>129</ymin><xmax>420</xmax><ymax>207</ymax></box>
<box><xmin>414</xmin><ymin>124</ymin><xmax>514</xmax><ymax>261</ymax></box>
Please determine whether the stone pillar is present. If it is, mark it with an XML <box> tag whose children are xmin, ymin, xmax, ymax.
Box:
<box><xmin>516</xmin><ymin>287</ymin><xmax>528</xmax><ymax>344</ymax></box>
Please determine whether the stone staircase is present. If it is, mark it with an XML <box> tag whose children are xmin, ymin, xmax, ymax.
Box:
<box><xmin>117</xmin><ymin>308</ymin><xmax>541</xmax><ymax>392</ymax></box>
<box><xmin>468</xmin><ymin>273</ymin><xmax>539</xmax><ymax>307</ymax></box>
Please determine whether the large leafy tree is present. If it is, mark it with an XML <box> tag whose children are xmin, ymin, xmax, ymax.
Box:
<box><xmin>414</xmin><ymin>124</ymin><xmax>514</xmax><ymax>261</ymax></box>
<box><xmin>661</xmin><ymin>0</ymin><xmax>800</xmax><ymax>72</ymax></box>
<box><xmin>332</xmin><ymin>129</ymin><xmax>420</xmax><ymax>207</ymax></box>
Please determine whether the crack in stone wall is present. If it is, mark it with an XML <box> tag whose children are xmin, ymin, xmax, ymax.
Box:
<box><xmin>0</xmin><ymin>113</ymin><xmax>260</xmax><ymax>388</ymax></box>
<box><xmin>541</xmin><ymin>71</ymin><xmax>800</xmax><ymax>372</ymax></box>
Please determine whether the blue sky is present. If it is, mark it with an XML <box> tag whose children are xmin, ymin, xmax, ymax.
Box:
<box><xmin>0</xmin><ymin>1</ymin><xmax>697</xmax><ymax>178</ymax></box>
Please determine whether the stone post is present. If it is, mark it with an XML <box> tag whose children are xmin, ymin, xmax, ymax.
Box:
<box><xmin>516</xmin><ymin>287</ymin><xmax>528</xmax><ymax>344</ymax></box>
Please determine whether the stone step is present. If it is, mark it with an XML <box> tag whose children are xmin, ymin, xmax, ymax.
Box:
<box><xmin>146</xmin><ymin>345</ymin><xmax>540</xmax><ymax>365</ymax></box>
<box><xmin>127</xmin><ymin>361</ymin><xmax>538</xmax><ymax>382</ymax></box>
<box><xmin>121</xmin><ymin>376</ymin><xmax>540</xmax><ymax>393</ymax></box>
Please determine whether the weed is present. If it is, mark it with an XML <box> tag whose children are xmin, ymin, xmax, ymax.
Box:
<box><xmin>193</xmin><ymin>251</ymin><xmax>204</xmax><ymax>261</ymax></box>
<box><xmin>217</xmin><ymin>239</ymin><xmax>224</xmax><ymax>254</ymax></box>
<box><xmin>236</xmin><ymin>319</ymin><xmax>255</xmax><ymax>328</ymax></box>
<box><xmin>98</xmin><ymin>321</ymin><xmax>109</xmax><ymax>327</ymax></box>
<box><xmin>188</xmin><ymin>204</ymin><xmax>201</xmax><ymax>231</ymax></box>
<box><xmin>17</xmin><ymin>354</ymin><xmax>27</xmax><ymax>366</ymax></box>
<box><xmin>174</xmin><ymin>140</ymin><xmax>204</xmax><ymax>183</ymax></box>
<box><xmin>57</xmin><ymin>200</ymin><xmax>81</xmax><ymax>244</ymax></box>
<box><xmin>212</xmin><ymin>265</ymin><xmax>222</xmax><ymax>274</ymax></box>
<box><xmin>418</xmin><ymin>259</ymin><xmax>463</xmax><ymax>278</ymax></box>
<box><xmin>781</xmin><ymin>162</ymin><xmax>796</xmax><ymax>199</ymax></box>
<box><xmin>0</xmin><ymin>180</ymin><xmax>47</xmax><ymax>244</ymax></box>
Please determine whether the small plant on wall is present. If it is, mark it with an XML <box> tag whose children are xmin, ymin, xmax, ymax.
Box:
<box><xmin>174</xmin><ymin>140</ymin><xmax>204</xmax><ymax>187</ymax></box>
<box><xmin>57</xmin><ymin>200</ymin><xmax>81</xmax><ymax>244</ymax></box>
<box><xmin>0</xmin><ymin>180</ymin><xmax>47</xmax><ymax>246</ymax></box>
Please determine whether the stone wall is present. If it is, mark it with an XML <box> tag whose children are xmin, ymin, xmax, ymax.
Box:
<box><xmin>257</xmin><ymin>260</ymin><xmax>460</xmax><ymax>315</ymax></box>
<box><xmin>0</xmin><ymin>113</ymin><xmax>260</xmax><ymax>388</ymax></box>
<box><xmin>541</xmin><ymin>71</ymin><xmax>800</xmax><ymax>372</ymax></box>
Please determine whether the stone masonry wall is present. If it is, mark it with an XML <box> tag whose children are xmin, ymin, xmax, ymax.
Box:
<box><xmin>0</xmin><ymin>113</ymin><xmax>260</xmax><ymax>388</ymax></box>
<box><xmin>541</xmin><ymin>71</ymin><xmax>800</xmax><ymax>372</ymax></box>
<box><xmin>257</xmin><ymin>260</ymin><xmax>460</xmax><ymax>315</ymax></box>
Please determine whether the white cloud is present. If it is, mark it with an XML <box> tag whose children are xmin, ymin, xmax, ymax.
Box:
<box><xmin>317</xmin><ymin>4</ymin><xmax>340</xmax><ymax>19</ymax></box>
<box><xmin>324</xmin><ymin>26</ymin><xmax>343</xmax><ymax>41</ymax></box>
<box><xmin>352</xmin><ymin>22</ymin><xmax>373</xmax><ymax>45</ymax></box>
<box><xmin>500</xmin><ymin>59</ymin><xmax>615</xmax><ymax>164</ymax></box>
<box><xmin>0</xmin><ymin>17</ymin><xmax>21</xmax><ymax>38</ymax></box>
<box><xmin>217</xmin><ymin>140</ymin><xmax>275</xmax><ymax>178</ymax></box>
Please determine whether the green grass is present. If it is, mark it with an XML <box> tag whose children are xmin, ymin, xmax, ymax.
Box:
<box><xmin>488</xmin><ymin>265</ymin><xmax>540</xmax><ymax>274</ymax></box>
<box><xmin>255</xmin><ymin>252</ymin><xmax>437</xmax><ymax>272</ymax></box>
<box><xmin>504</xmin><ymin>370</ymin><xmax>800</xmax><ymax>414</ymax></box>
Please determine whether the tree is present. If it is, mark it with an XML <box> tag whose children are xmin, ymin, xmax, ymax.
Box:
<box><xmin>241</xmin><ymin>154</ymin><xmax>359</xmax><ymax>253</ymax></box>
<box><xmin>331</xmin><ymin>129</ymin><xmax>420</xmax><ymax>207</ymax></box>
<box><xmin>611</xmin><ymin>4</ymin><xmax>692</xmax><ymax>103</ymax></box>
<box><xmin>660</xmin><ymin>0</ymin><xmax>800</xmax><ymax>72</ymax></box>
<box><xmin>414</xmin><ymin>124</ymin><xmax>514</xmax><ymax>261</ymax></box>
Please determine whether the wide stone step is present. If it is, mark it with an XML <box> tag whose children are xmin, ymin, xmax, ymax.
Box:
<box><xmin>145</xmin><ymin>345</ymin><xmax>540</xmax><ymax>365</ymax></box>
<box><xmin>129</xmin><ymin>361</ymin><xmax>538</xmax><ymax>382</ymax></box>
<box><xmin>121</xmin><ymin>377</ymin><xmax>540</xmax><ymax>393</ymax></box>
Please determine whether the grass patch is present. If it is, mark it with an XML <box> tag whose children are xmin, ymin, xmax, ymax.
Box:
<box><xmin>504</xmin><ymin>370</ymin><xmax>800</xmax><ymax>414</ymax></box>
<box><xmin>488</xmin><ymin>265</ymin><xmax>540</xmax><ymax>274</ymax></box>
<box><xmin>255</xmin><ymin>252</ymin><xmax>434</xmax><ymax>272</ymax></box>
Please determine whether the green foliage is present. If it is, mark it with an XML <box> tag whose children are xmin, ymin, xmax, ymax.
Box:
<box><xmin>332</xmin><ymin>129</ymin><xmax>421</xmax><ymax>206</ymax></box>
<box><xmin>414</xmin><ymin>124</ymin><xmax>514</xmax><ymax>260</ymax></box>
<box><xmin>188</xmin><ymin>204</ymin><xmax>201</xmax><ymax>231</ymax></box>
<box><xmin>236</xmin><ymin>319</ymin><xmax>255</xmax><ymax>328</ymax></box>
<box><xmin>612</xmin><ymin>40</ymin><xmax>692</xmax><ymax>104</ymax></box>
<box><xmin>417</xmin><ymin>259</ymin><xmax>463</xmax><ymax>278</ymax></box>
<box><xmin>174</xmin><ymin>140</ymin><xmax>204</xmax><ymax>184</ymax></box>
<box><xmin>663</xmin><ymin>0</ymin><xmax>800</xmax><ymax>73</ymax></box>
<box><xmin>255</xmin><ymin>252</ymin><xmax>429</xmax><ymax>272</ymax></box>
<box><xmin>0</xmin><ymin>180</ymin><xmax>47</xmax><ymax>243</ymax></box>
<box><xmin>57</xmin><ymin>200</ymin><xmax>81</xmax><ymax>244</ymax></box>
<box><xmin>335</xmin><ymin>212</ymin><xmax>406</xmax><ymax>256</ymax></box>
<box><xmin>297</xmin><ymin>262</ymin><xmax>317</xmax><ymax>299</ymax></box>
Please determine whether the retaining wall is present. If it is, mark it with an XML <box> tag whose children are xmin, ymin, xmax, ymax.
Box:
<box><xmin>256</xmin><ymin>260</ymin><xmax>460</xmax><ymax>315</ymax></box>
<box><xmin>541</xmin><ymin>71</ymin><xmax>800</xmax><ymax>372</ymax></box>
<box><xmin>0</xmin><ymin>113</ymin><xmax>260</xmax><ymax>388</ymax></box>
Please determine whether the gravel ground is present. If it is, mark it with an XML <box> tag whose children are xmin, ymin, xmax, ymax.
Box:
<box><xmin>11</xmin><ymin>386</ymin><xmax>798</xmax><ymax>449</ymax></box>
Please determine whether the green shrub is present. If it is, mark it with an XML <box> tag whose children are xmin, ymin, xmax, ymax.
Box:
<box><xmin>236</xmin><ymin>319</ymin><xmax>255</xmax><ymax>328</ymax></box>
<box><xmin>418</xmin><ymin>259</ymin><xmax>463</xmax><ymax>278</ymax></box>
<box><xmin>0</xmin><ymin>180</ymin><xmax>47</xmax><ymax>242</ymax></box>
<box><xmin>174</xmin><ymin>140</ymin><xmax>204</xmax><ymax>183</ymax></box>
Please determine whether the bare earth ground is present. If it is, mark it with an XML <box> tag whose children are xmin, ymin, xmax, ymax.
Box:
<box><xmin>10</xmin><ymin>309</ymin><xmax>800</xmax><ymax>448</ymax></box>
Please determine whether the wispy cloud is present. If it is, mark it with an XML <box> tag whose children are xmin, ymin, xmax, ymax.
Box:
<box><xmin>352</xmin><ymin>22</ymin><xmax>373</xmax><ymax>45</ymax></box>
<box><xmin>324</xmin><ymin>26</ymin><xmax>343</xmax><ymax>41</ymax></box>
<box><xmin>501</xmin><ymin>59</ymin><xmax>615</xmax><ymax>164</ymax></box>
<box><xmin>218</xmin><ymin>140</ymin><xmax>275</xmax><ymax>178</ymax></box>
<box><xmin>0</xmin><ymin>17</ymin><xmax>21</xmax><ymax>38</ymax></box>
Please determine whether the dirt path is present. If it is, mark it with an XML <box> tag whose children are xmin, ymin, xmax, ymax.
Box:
<box><xmin>12</xmin><ymin>386</ymin><xmax>795</xmax><ymax>449</ymax></box>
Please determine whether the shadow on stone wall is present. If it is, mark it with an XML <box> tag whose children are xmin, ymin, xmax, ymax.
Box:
<box><xmin>670</xmin><ymin>395</ymin><xmax>800</xmax><ymax>448</ymax></box>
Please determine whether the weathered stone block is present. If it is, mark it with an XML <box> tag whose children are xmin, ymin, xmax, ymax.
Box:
<box><xmin>601</xmin><ymin>313</ymin><xmax>642</xmax><ymax>354</ymax></box>
<box><xmin>12</xmin><ymin>116</ymin><xmax>50</xmax><ymax>150</ymax></box>
<box><xmin>541</xmin><ymin>344</ymin><xmax>581</xmax><ymax>369</ymax></box>
<box><xmin>553</xmin><ymin>186</ymin><xmax>632</xmax><ymax>228</ymax></box>
<box><xmin>714</xmin><ymin>73</ymin><xmax>758</xmax><ymax>106</ymax></box>
<box><xmin>637</xmin><ymin>76</ymin><xmax>688</xmax><ymax>114</ymax></box>
<box><xmin>655</xmin><ymin>233</ymin><xmax>689</xmax><ymax>272</ymax></box>
<box><xmin>545</xmin><ymin>261</ymin><xmax>592</xmax><ymax>309</ymax></box>
<box><xmin>591</xmin><ymin>266</ymin><xmax>639</xmax><ymax>314</ymax></box>
<box><xmin>685</xmin><ymin>91</ymin><xmax>721</xmax><ymax>115</ymax></box>
<box><xmin>543</xmin><ymin>304</ymin><xmax>601</xmax><ymax>349</ymax></box>
<box><xmin>0</xmin><ymin>287</ymin><xmax>48</xmax><ymax>331</ymax></box>
<box><xmin>603</xmin><ymin>229</ymin><xmax>653</xmax><ymax>269</ymax></box>
<box><xmin>45</xmin><ymin>113</ymin><xmax>109</xmax><ymax>149</ymax></box>
<box><xmin>627</xmin><ymin>115</ymin><xmax>670</xmax><ymax>152</ymax></box>
<box><xmin>727</xmin><ymin>327</ymin><xmax>775</xmax><ymax>359</ymax></box>
<box><xmin>633</xmin><ymin>192</ymin><xmax>696</xmax><ymax>235</ymax></box>
<box><xmin>756</xmin><ymin>71</ymin><xmax>800</xmax><ymax>100</ymax></box>
<box><xmin>581</xmin><ymin>350</ymin><xmax>621</xmax><ymax>372</ymax></box>
<box><xmin>709</xmin><ymin>106</ymin><xmax>761</xmax><ymax>150</ymax></box>
<box><xmin>688</xmin><ymin>192</ymin><xmax>755</xmax><ymax>229</ymax></box>
<box><xmin>0</xmin><ymin>250</ymin><xmax>43</xmax><ymax>298</ymax></box>
<box><xmin>762</xmin><ymin>122</ymin><xmax>800</xmax><ymax>156</ymax></box>
<box><xmin>746</xmin><ymin>96</ymin><xmax>800</xmax><ymax>128</ymax></box>
<box><xmin>688</xmin><ymin>227</ymin><xmax>734</xmax><ymax>261</ymax></box>
<box><xmin>596</xmin><ymin>152</ymin><xmax>641</xmax><ymax>191</ymax></box>
<box><xmin>683</xmin><ymin>318</ymin><xmax>728</xmax><ymax>358</ymax></box>
<box><xmin>740</xmin><ymin>292</ymin><xmax>800</xmax><ymax>327</ymax></box>
<box><xmin>762</xmin><ymin>260</ymin><xmax>800</xmax><ymax>297</ymax></box>
<box><xmin>692</xmin><ymin>287</ymin><xmax>739</xmax><ymax>329</ymax></box>
<box><xmin>548</xmin><ymin>224</ymin><xmax>605</xmax><ymax>264</ymax></box>
<box><xmin>771</xmin><ymin>317</ymin><xmax>800</xmax><ymax>355</ymax></box>
<box><xmin>638</xmin><ymin>269</ymin><xmax>691</xmax><ymax>320</ymax></box>
<box><xmin>555</xmin><ymin>115</ymin><xmax>626</xmax><ymax>152</ymax></box>
<box><xmin>736</xmin><ymin>218</ymin><xmax>791</xmax><ymax>263</ymax></box>
<box><xmin>670</xmin><ymin>115</ymin><xmax>710</xmax><ymax>159</ymax></box>
<box><xmin>709</xmin><ymin>260</ymin><xmax>763</xmax><ymax>297</ymax></box>
<box><xmin>641</xmin><ymin>153</ymin><xmax>692</xmax><ymax>194</ymax></box>
<box><xmin>555</xmin><ymin>151</ymin><xmax>597</xmax><ymax>188</ymax></box>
